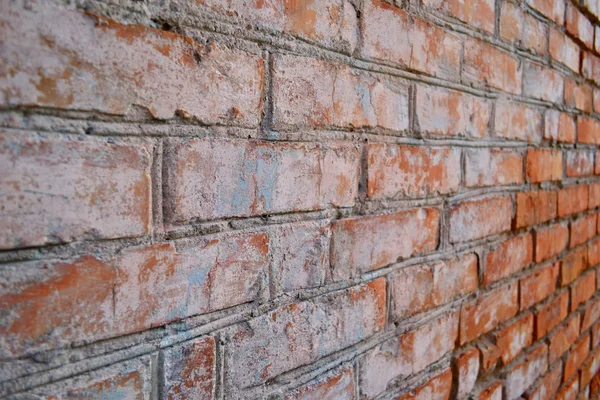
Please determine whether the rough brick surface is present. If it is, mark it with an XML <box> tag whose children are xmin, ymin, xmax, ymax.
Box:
<box><xmin>4</xmin><ymin>0</ymin><xmax>600</xmax><ymax>398</ymax></box>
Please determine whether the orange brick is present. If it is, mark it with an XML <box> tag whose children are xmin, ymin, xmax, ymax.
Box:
<box><xmin>566</xmin><ymin>3</ymin><xmax>594</xmax><ymax>49</ymax></box>
<box><xmin>484</xmin><ymin>234</ymin><xmax>533</xmax><ymax>286</ymax></box>
<box><xmin>479</xmin><ymin>339</ymin><xmax>502</xmax><ymax>372</ymax></box>
<box><xmin>578</xmin><ymin>116</ymin><xmax>600</xmax><ymax>145</ymax></box>
<box><xmin>496</xmin><ymin>313</ymin><xmax>534</xmax><ymax>364</ymax></box>
<box><xmin>515</xmin><ymin>190</ymin><xmax>558</xmax><ymax>228</ymax></box>
<box><xmin>535</xmin><ymin>223</ymin><xmax>569</xmax><ymax>263</ymax></box>
<box><xmin>564</xmin><ymin>334</ymin><xmax>591</xmax><ymax>381</ymax></box>
<box><xmin>535</xmin><ymin>291</ymin><xmax>569</xmax><ymax>339</ymax></box>
<box><xmin>284</xmin><ymin>368</ymin><xmax>355</xmax><ymax>400</ymax></box>
<box><xmin>528</xmin><ymin>365</ymin><xmax>562</xmax><ymax>400</ymax></box>
<box><xmin>495</xmin><ymin>102</ymin><xmax>542</xmax><ymax>142</ymax></box>
<box><xmin>520</xmin><ymin>263</ymin><xmax>560</xmax><ymax>310</ymax></box>
<box><xmin>559</xmin><ymin>185</ymin><xmax>590</xmax><ymax>217</ymax></box>
<box><xmin>163</xmin><ymin>337</ymin><xmax>216</xmax><ymax>399</ymax></box>
<box><xmin>549</xmin><ymin>315</ymin><xmax>580</xmax><ymax>364</ymax></box>
<box><xmin>571</xmin><ymin>272</ymin><xmax>596</xmax><ymax>311</ymax></box>
<box><xmin>589</xmin><ymin>183</ymin><xmax>600</xmax><ymax>209</ymax></box>
<box><xmin>465</xmin><ymin>148</ymin><xmax>524</xmax><ymax>187</ymax></box>
<box><xmin>583</xmin><ymin>297</ymin><xmax>600</xmax><ymax>331</ymax></box>
<box><xmin>456</xmin><ymin>348</ymin><xmax>480</xmax><ymax>398</ymax></box>
<box><xmin>449</xmin><ymin>196</ymin><xmax>513</xmax><ymax>243</ymax></box>
<box><xmin>395</xmin><ymin>367</ymin><xmax>453</xmax><ymax>400</ymax></box>
<box><xmin>526</xmin><ymin>0</ymin><xmax>565</xmax><ymax>24</ymax></box>
<box><xmin>571</xmin><ymin>214</ymin><xmax>597</xmax><ymax>248</ymax></box>
<box><xmin>425</xmin><ymin>0</ymin><xmax>494</xmax><ymax>32</ymax></box>
<box><xmin>526</xmin><ymin>149</ymin><xmax>563</xmax><ymax>183</ymax></box>
<box><xmin>500</xmin><ymin>2</ymin><xmax>547</xmax><ymax>55</ymax></box>
<box><xmin>549</xmin><ymin>29</ymin><xmax>581</xmax><ymax>72</ymax></box>
<box><xmin>478</xmin><ymin>382</ymin><xmax>502</xmax><ymax>400</ymax></box>
<box><xmin>565</xmin><ymin>78</ymin><xmax>593</xmax><ymax>112</ymax></box>
<box><xmin>505</xmin><ymin>345</ymin><xmax>549</xmax><ymax>399</ymax></box>
<box><xmin>561</xmin><ymin>247</ymin><xmax>589</xmax><ymax>286</ymax></box>
<box><xmin>544</xmin><ymin>111</ymin><xmax>576</xmax><ymax>143</ymax></box>
<box><xmin>556</xmin><ymin>377</ymin><xmax>579</xmax><ymax>400</ymax></box>
<box><xmin>589</xmin><ymin>239</ymin><xmax>600</xmax><ymax>267</ymax></box>
<box><xmin>581</xmin><ymin>346</ymin><xmax>600</xmax><ymax>387</ymax></box>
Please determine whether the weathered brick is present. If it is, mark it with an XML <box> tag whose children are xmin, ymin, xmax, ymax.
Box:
<box><xmin>515</xmin><ymin>190</ymin><xmax>558</xmax><ymax>228</ymax></box>
<box><xmin>544</xmin><ymin>111</ymin><xmax>576</xmax><ymax>143</ymax></box>
<box><xmin>549</xmin><ymin>314</ymin><xmax>580</xmax><ymax>364</ymax></box>
<box><xmin>595</xmin><ymin>90</ymin><xmax>600</xmax><ymax>114</ymax></box>
<box><xmin>198</xmin><ymin>0</ymin><xmax>359</xmax><ymax>54</ymax></box>
<box><xmin>581</xmin><ymin>347</ymin><xmax>600</xmax><ymax>387</ymax></box>
<box><xmin>415</xmin><ymin>85</ymin><xmax>491</xmax><ymax>137</ymax></box>
<box><xmin>395</xmin><ymin>367</ymin><xmax>453</xmax><ymax>400</ymax></box>
<box><xmin>523</xmin><ymin>62</ymin><xmax>564</xmax><ymax>103</ymax></box>
<box><xmin>559</xmin><ymin>185</ymin><xmax>589</xmax><ymax>217</ymax></box>
<box><xmin>590</xmin><ymin>183</ymin><xmax>600</xmax><ymax>209</ymax></box>
<box><xmin>390</xmin><ymin>253</ymin><xmax>478</xmax><ymax>320</ymax></box>
<box><xmin>449</xmin><ymin>196</ymin><xmax>513</xmax><ymax>243</ymax></box>
<box><xmin>361</xmin><ymin>0</ymin><xmax>461</xmax><ymax>79</ymax></box>
<box><xmin>367</xmin><ymin>144</ymin><xmax>461</xmax><ymax>199</ymax></box>
<box><xmin>549</xmin><ymin>30</ymin><xmax>581</xmax><ymax>73</ymax></box>
<box><xmin>583</xmin><ymin>297</ymin><xmax>600</xmax><ymax>331</ymax></box>
<box><xmin>460</xmin><ymin>283</ymin><xmax>519</xmax><ymax>344</ymax></box>
<box><xmin>589</xmin><ymin>238</ymin><xmax>600</xmax><ymax>267</ymax></box>
<box><xmin>582</xmin><ymin>52</ymin><xmax>600</xmax><ymax>85</ymax></box>
<box><xmin>496</xmin><ymin>313</ymin><xmax>534</xmax><ymax>364</ymax></box>
<box><xmin>578</xmin><ymin>116</ymin><xmax>600</xmax><ymax>145</ymax></box>
<box><xmin>526</xmin><ymin>0</ymin><xmax>565</xmax><ymax>24</ymax></box>
<box><xmin>478</xmin><ymin>382</ymin><xmax>502</xmax><ymax>400</ymax></box>
<box><xmin>0</xmin><ymin>2</ymin><xmax>264</xmax><ymax>123</ymax></box>
<box><xmin>528</xmin><ymin>365</ymin><xmax>562</xmax><ymax>400</ymax></box>
<box><xmin>526</xmin><ymin>149</ymin><xmax>563</xmax><ymax>183</ymax></box>
<box><xmin>484</xmin><ymin>234</ymin><xmax>533</xmax><ymax>286</ymax></box>
<box><xmin>456</xmin><ymin>348</ymin><xmax>480</xmax><ymax>399</ymax></box>
<box><xmin>284</xmin><ymin>367</ymin><xmax>355</xmax><ymax>400</ymax></box>
<box><xmin>425</xmin><ymin>0</ymin><xmax>494</xmax><ymax>32</ymax></box>
<box><xmin>520</xmin><ymin>263</ymin><xmax>559</xmax><ymax>310</ymax></box>
<box><xmin>561</xmin><ymin>247</ymin><xmax>589</xmax><ymax>286</ymax></box>
<box><xmin>464</xmin><ymin>38</ymin><xmax>523</xmax><ymax>94</ymax></box>
<box><xmin>505</xmin><ymin>345</ymin><xmax>549</xmax><ymax>400</ymax></box>
<box><xmin>465</xmin><ymin>148</ymin><xmax>524</xmax><ymax>187</ymax></box>
<box><xmin>500</xmin><ymin>2</ymin><xmax>547</xmax><ymax>55</ymax></box>
<box><xmin>164</xmin><ymin>138</ymin><xmax>359</xmax><ymax>222</ymax></box>
<box><xmin>163</xmin><ymin>337</ymin><xmax>215</xmax><ymax>400</ymax></box>
<box><xmin>556</xmin><ymin>378</ymin><xmax>579</xmax><ymax>400</ymax></box>
<box><xmin>566</xmin><ymin>3</ymin><xmax>594</xmax><ymax>49</ymax></box>
<box><xmin>535</xmin><ymin>223</ymin><xmax>569</xmax><ymax>263</ymax></box>
<box><xmin>571</xmin><ymin>272</ymin><xmax>596</xmax><ymax>311</ymax></box>
<box><xmin>571</xmin><ymin>214</ymin><xmax>597</xmax><ymax>248</ymax></box>
<box><xmin>566</xmin><ymin>151</ymin><xmax>595</xmax><ymax>177</ymax></box>
<box><xmin>565</xmin><ymin>79</ymin><xmax>593</xmax><ymax>112</ymax></box>
<box><xmin>535</xmin><ymin>291</ymin><xmax>569</xmax><ymax>339</ymax></box>
<box><xmin>224</xmin><ymin>278</ymin><xmax>386</xmax><ymax>390</ymax></box>
<box><xmin>495</xmin><ymin>102</ymin><xmax>542</xmax><ymax>142</ymax></box>
<box><xmin>564</xmin><ymin>334</ymin><xmax>591</xmax><ymax>380</ymax></box>
<box><xmin>272</xmin><ymin>53</ymin><xmax>409</xmax><ymax>131</ymax></box>
<box><xmin>270</xmin><ymin>221</ymin><xmax>329</xmax><ymax>295</ymax></box>
<box><xmin>330</xmin><ymin>208</ymin><xmax>439</xmax><ymax>279</ymax></box>
<box><xmin>360</xmin><ymin>312</ymin><xmax>458</xmax><ymax>398</ymax></box>
<box><xmin>0</xmin><ymin>131</ymin><xmax>151</xmax><ymax>250</ymax></box>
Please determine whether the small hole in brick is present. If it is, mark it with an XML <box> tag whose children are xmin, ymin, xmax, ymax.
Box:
<box><xmin>85</xmin><ymin>127</ymin><xmax>94</xmax><ymax>135</ymax></box>
<box><xmin>193</xmin><ymin>50</ymin><xmax>203</xmax><ymax>64</ymax></box>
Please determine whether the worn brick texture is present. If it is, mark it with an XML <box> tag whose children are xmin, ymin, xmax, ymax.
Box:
<box><xmin>3</xmin><ymin>0</ymin><xmax>600</xmax><ymax>399</ymax></box>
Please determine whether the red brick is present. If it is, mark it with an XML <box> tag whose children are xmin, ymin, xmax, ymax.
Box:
<box><xmin>515</xmin><ymin>190</ymin><xmax>558</xmax><ymax>229</ymax></box>
<box><xmin>549</xmin><ymin>315</ymin><xmax>580</xmax><ymax>364</ymax></box>
<box><xmin>535</xmin><ymin>223</ymin><xmax>569</xmax><ymax>263</ymax></box>
<box><xmin>556</xmin><ymin>378</ymin><xmax>579</xmax><ymax>400</ymax></box>
<box><xmin>595</xmin><ymin>90</ymin><xmax>600</xmax><ymax>114</ymax></box>
<box><xmin>164</xmin><ymin>138</ymin><xmax>359</xmax><ymax>222</ymax></box>
<box><xmin>571</xmin><ymin>272</ymin><xmax>596</xmax><ymax>311</ymax></box>
<box><xmin>465</xmin><ymin>148</ymin><xmax>524</xmax><ymax>187</ymax></box>
<box><xmin>500</xmin><ymin>2</ymin><xmax>547</xmax><ymax>55</ymax></box>
<box><xmin>565</xmin><ymin>335</ymin><xmax>591</xmax><ymax>380</ymax></box>
<box><xmin>460</xmin><ymin>283</ymin><xmax>519</xmax><ymax>344</ymax></box>
<box><xmin>565</xmin><ymin>79</ymin><xmax>592</xmax><ymax>112</ymax></box>
<box><xmin>566</xmin><ymin>3</ymin><xmax>594</xmax><ymax>49</ymax></box>
<box><xmin>0</xmin><ymin>131</ymin><xmax>151</xmax><ymax>250</ymax></box>
<box><xmin>526</xmin><ymin>149</ymin><xmax>563</xmax><ymax>183</ymax></box>
<box><xmin>0</xmin><ymin>2</ymin><xmax>263</xmax><ymax>123</ymax></box>
<box><xmin>559</xmin><ymin>185</ymin><xmax>590</xmax><ymax>217</ymax></box>
<box><xmin>505</xmin><ymin>345</ymin><xmax>549</xmax><ymax>399</ymax></box>
<box><xmin>526</xmin><ymin>0</ymin><xmax>565</xmax><ymax>24</ymax></box>
<box><xmin>571</xmin><ymin>214</ymin><xmax>597</xmax><ymax>248</ymax></box>
<box><xmin>415</xmin><ymin>85</ymin><xmax>491</xmax><ymax>138</ymax></box>
<box><xmin>520</xmin><ymin>263</ymin><xmax>560</xmax><ymax>310</ymax></box>
<box><xmin>544</xmin><ymin>111</ymin><xmax>576</xmax><ymax>143</ymax></box>
<box><xmin>361</xmin><ymin>0</ymin><xmax>461</xmax><ymax>80</ymax></box>
<box><xmin>496</xmin><ymin>313</ymin><xmax>534</xmax><ymax>364</ymax></box>
<box><xmin>270</xmin><ymin>222</ymin><xmax>329</xmax><ymax>294</ymax></box>
<box><xmin>478</xmin><ymin>338</ymin><xmax>502</xmax><ymax>372</ymax></box>
<box><xmin>594</xmin><ymin>321</ymin><xmax>600</xmax><ymax>348</ymax></box>
<box><xmin>589</xmin><ymin>239</ymin><xmax>600</xmax><ymax>267</ymax></box>
<box><xmin>463</xmin><ymin>38</ymin><xmax>523</xmax><ymax>94</ymax></box>
<box><xmin>549</xmin><ymin>29</ymin><xmax>581</xmax><ymax>73</ymax></box>
<box><xmin>582</xmin><ymin>52</ymin><xmax>600</xmax><ymax>85</ymax></box>
<box><xmin>591</xmin><ymin>373</ymin><xmax>600</xmax><ymax>397</ymax></box>
<box><xmin>535</xmin><ymin>291</ymin><xmax>569</xmax><ymax>339</ymax></box>
<box><xmin>225</xmin><ymin>278</ymin><xmax>386</xmax><ymax>390</ymax></box>
<box><xmin>367</xmin><ymin>144</ymin><xmax>461</xmax><ymax>199</ymax></box>
<box><xmin>566</xmin><ymin>151</ymin><xmax>595</xmax><ymax>177</ymax></box>
<box><xmin>495</xmin><ymin>102</ymin><xmax>542</xmax><ymax>142</ymax></box>
<box><xmin>199</xmin><ymin>0</ymin><xmax>359</xmax><ymax>54</ymax></box>
<box><xmin>523</xmin><ymin>62</ymin><xmax>564</xmax><ymax>103</ymax></box>
<box><xmin>561</xmin><ymin>247</ymin><xmax>589</xmax><ymax>286</ymax></box>
<box><xmin>583</xmin><ymin>297</ymin><xmax>600</xmax><ymax>331</ymax></box>
<box><xmin>272</xmin><ymin>53</ymin><xmax>409</xmax><ymax>131</ymax></box>
<box><xmin>456</xmin><ymin>348</ymin><xmax>480</xmax><ymax>398</ymax></box>
<box><xmin>478</xmin><ymin>382</ymin><xmax>502</xmax><ymax>400</ymax></box>
<box><xmin>360</xmin><ymin>312</ymin><xmax>458</xmax><ymax>398</ymax></box>
<box><xmin>330</xmin><ymin>208</ymin><xmax>439</xmax><ymax>279</ymax></box>
<box><xmin>284</xmin><ymin>367</ymin><xmax>355</xmax><ymax>400</ymax></box>
<box><xmin>484</xmin><ymin>234</ymin><xmax>533</xmax><ymax>286</ymax></box>
<box><xmin>391</xmin><ymin>253</ymin><xmax>478</xmax><ymax>320</ymax></box>
<box><xmin>581</xmin><ymin>347</ymin><xmax>600</xmax><ymax>386</ymax></box>
<box><xmin>578</xmin><ymin>116</ymin><xmax>600</xmax><ymax>145</ymax></box>
<box><xmin>163</xmin><ymin>337</ymin><xmax>215</xmax><ymax>400</ymax></box>
<box><xmin>590</xmin><ymin>184</ymin><xmax>600</xmax><ymax>209</ymax></box>
<box><xmin>449</xmin><ymin>196</ymin><xmax>513</xmax><ymax>243</ymax></box>
<box><xmin>395</xmin><ymin>367</ymin><xmax>453</xmax><ymax>400</ymax></box>
<box><xmin>528</xmin><ymin>365</ymin><xmax>562</xmax><ymax>400</ymax></box>
<box><xmin>425</xmin><ymin>0</ymin><xmax>495</xmax><ymax>32</ymax></box>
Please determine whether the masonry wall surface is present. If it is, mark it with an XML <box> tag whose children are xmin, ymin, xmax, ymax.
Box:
<box><xmin>2</xmin><ymin>0</ymin><xmax>600</xmax><ymax>399</ymax></box>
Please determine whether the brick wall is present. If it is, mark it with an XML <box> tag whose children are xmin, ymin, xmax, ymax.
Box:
<box><xmin>2</xmin><ymin>0</ymin><xmax>600</xmax><ymax>398</ymax></box>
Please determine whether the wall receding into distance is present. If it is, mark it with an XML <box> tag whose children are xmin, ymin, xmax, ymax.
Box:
<box><xmin>2</xmin><ymin>0</ymin><xmax>600</xmax><ymax>398</ymax></box>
